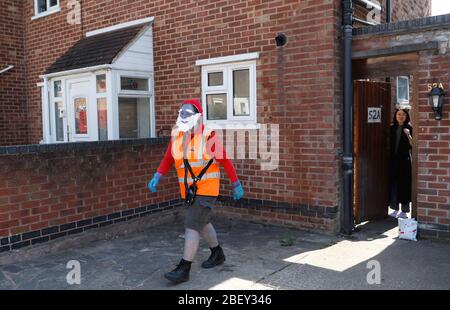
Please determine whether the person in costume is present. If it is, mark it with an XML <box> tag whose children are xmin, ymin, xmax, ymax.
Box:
<box><xmin>148</xmin><ymin>99</ymin><xmax>244</xmax><ymax>283</ymax></box>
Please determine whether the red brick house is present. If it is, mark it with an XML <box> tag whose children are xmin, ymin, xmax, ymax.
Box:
<box><xmin>2</xmin><ymin>0</ymin><xmax>450</xmax><ymax>253</ymax></box>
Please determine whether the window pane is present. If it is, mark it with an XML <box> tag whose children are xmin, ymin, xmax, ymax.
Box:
<box><xmin>37</xmin><ymin>0</ymin><xmax>47</xmax><ymax>13</ymax></box>
<box><xmin>97</xmin><ymin>98</ymin><xmax>108</xmax><ymax>141</ymax></box>
<box><xmin>118</xmin><ymin>97</ymin><xmax>150</xmax><ymax>139</ymax></box>
<box><xmin>397</xmin><ymin>78</ymin><xmax>408</xmax><ymax>101</ymax></box>
<box><xmin>96</xmin><ymin>75</ymin><xmax>106</xmax><ymax>93</ymax></box>
<box><xmin>208</xmin><ymin>72</ymin><xmax>223</xmax><ymax>86</ymax></box>
<box><xmin>50</xmin><ymin>0</ymin><xmax>58</xmax><ymax>7</ymax></box>
<box><xmin>54</xmin><ymin>81</ymin><xmax>62</xmax><ymax>98</ymax></box>
<box><xmin>233</xmin><ymin>69</ymin><xmax>250</xmax><ymax>116</ymax></box>
<box><xmin>74</xmin><ymin>97</ymin><xmax>88</xmax><ymax>134</ymax></box>
<box><xmin>55</xmin><ymin>102</ymin><xmax>64</xmax><ymax>141</ymax></box>
<box><xmin>206</xmin><ymin>94</ymin><xmax>227</xmax><ymax>120</ymax></box>
<box><xmin>120</xmin><ymin>77</ymin><xmax>148</xmax><ymax>91</ymax></box>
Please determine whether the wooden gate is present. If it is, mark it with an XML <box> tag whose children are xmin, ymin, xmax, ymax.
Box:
<box><xmin>353</xmin><ymin>81</ymin><xmax>391</xmax><ymax>223</ymax></box>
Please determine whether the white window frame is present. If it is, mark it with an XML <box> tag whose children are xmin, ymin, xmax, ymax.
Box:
<box><xmin>397</xmin><ymin>76</ymin><xmax>410</xmax><ymax>105</ymax></box>
<box><xmin>200</xmin><ymin>60</ymin><xmax>257</xmax><ymax>128</ymax></box>
<box><xmin>95</xmin><ymin>72</ymin><xmax>109</xmax><ymax>141</ymax></box>
<box><xmin>50</xmin><ymin>79</ymin><xmax>67</xmax><ymax>143</ymax></box>
<box><xmin>32</xmin><ymin>0</ymin><xmax>60</xmax><ymax>20</ymax></box>
<box><xmin>115</xmin><ymin>70</ymin><xmax>154</xmax><ymax>139</ymax></box>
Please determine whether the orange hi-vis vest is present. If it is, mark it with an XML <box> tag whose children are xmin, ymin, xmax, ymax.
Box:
<box><xmin>171</xmin><ymin>129</ymin><xmax>221</xmax><ymax>199</ymax></box>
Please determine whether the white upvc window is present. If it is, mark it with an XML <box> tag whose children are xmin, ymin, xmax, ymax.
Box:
<box><xmin>199</xmin><ymin>54</ymin><xmax>258</xmax><ymax>128</ymax></box>
<box><xmin>96</xmin><ymin>74</ymin><xmax>108</xmax><ymax>141</ymax></box>
<box><xmin>397</xmin><ymin>76</ymin><xmax>410</xmax><ymax>105</ymax></box>
<box><xmin>32</xmin><ymin>0</ymin><xmax>60</xmax><ymax>20</ymax></box>
<box><xmin>51</xmin><ymin>79</ymin><xmax>66</xmax><ymax>142</ymax></box>
<box><xmin>116</xmin><ymin>71</ymin><xmax>153</xmax><ymax>140</ymax></box>
<box><xmin>42</xmin><ymin>70</ymin><xmax>155</xmax><ymax>144</ymax></box>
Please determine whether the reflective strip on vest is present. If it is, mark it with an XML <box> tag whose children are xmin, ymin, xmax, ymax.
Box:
<box><xmin>178</xmin><ymin>172</ymin><xmax>221</xmax><ymax>184</ymax></box>
<box><xmin>180</xmin><ymin>159</ymin><xmax>216</xmax><ymax>169</ymax></box>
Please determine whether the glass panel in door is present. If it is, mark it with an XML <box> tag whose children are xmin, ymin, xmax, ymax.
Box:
<box><xmin>74</xmin><ymin>97</ymin><xmax>88</xmax><ymax>134</ymax></box>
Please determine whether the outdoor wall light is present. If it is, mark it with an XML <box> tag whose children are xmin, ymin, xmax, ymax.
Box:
<box><xmin>428</xmin><ymin>85</ymin><xmax>448</xmax><ymax>121</ymax></box>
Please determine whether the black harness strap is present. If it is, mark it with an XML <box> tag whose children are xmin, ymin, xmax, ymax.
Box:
<box><xmin>182</xmin><ymin>133</ymin><xmax>213</xmax><ymax>198</ymax></box>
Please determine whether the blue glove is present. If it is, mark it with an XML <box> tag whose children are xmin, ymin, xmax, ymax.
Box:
<box><xmin>232</xmin><ymin>180</ymin><xmax>244</xmax><ymax>200</ymax></box>
<box><xmin>148</xmin><ymin>172</ymin><xmax>162</xmax><ymax>193</ymax></box>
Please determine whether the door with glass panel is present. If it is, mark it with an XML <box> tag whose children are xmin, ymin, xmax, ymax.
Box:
<box><xmin>67</xmin><ymin>78</ymin><xmax>96</xmax><ymax>142</ymax></box>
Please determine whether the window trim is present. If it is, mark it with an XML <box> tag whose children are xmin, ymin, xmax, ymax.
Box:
<box><xmin>117</xmin><ymin>72</ymin><xmax>152</xmax><ymax>97</ymax></box>
<box><xmin>201</xmin><ymin>60</ymin><xmax>257</xmax><ymax>126</ymax></box>
<box><xmin>32</xmin><ymin>0</ymin><xmax>60</xmax><ymax>20</ymax></box>
<box><xmin>396</xmin><ymin>76</ymin><xmax>410</xmax><ymax>104</ymax></box>
<box><xmin>49</xmin><ymin>79</ymin><xmax>67</xmax><ymax>143</ymax></box>
<box><xmin>114</xmin><ymin>70</ymin><xmax>154</xmax><ymax>139</ymax></box>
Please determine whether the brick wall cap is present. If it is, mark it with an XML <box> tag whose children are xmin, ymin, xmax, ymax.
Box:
<box><xmin>0</xmin><ymin>137</ymin><xmax>169</xmax><ymax>155</ymax></box>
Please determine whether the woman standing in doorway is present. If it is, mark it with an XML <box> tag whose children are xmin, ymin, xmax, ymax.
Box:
<box><xmin>389</xmin><ymin>109</ymin><xmax>413</xmax><ymax>219</ymax></box>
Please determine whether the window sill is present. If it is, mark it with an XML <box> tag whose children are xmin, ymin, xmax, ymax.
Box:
<box><xmin>31</xmin><ymin>7</ymin><xmax>61</xmax><ymax>21</ymax></box>
<box><xmin>205</xmin><ymin>122</ymin><xmax>262</xmax><ymax>130</ymax></box>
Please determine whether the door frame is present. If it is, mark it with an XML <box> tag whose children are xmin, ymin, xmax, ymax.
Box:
<box><xmin>352</xmin><ymin>53</ymin><xmax>419</xmax><ymax>221</ymax></box>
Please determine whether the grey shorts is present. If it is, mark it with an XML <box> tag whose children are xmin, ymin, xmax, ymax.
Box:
<box><xmin>184</xmin><ymin>196</ymin><xmax>217</xmax><ymax>232</ymax></box>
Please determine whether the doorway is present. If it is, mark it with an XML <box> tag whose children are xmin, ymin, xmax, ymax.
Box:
<box><xmin>352</xmin><ymin>53</ymin><xmax>419</xmax><ymax>225</ymax></box>
<box><xmin>353</xmin><ymin>80</ymin><xmax>391</xmax><ymax>224</ymax></box>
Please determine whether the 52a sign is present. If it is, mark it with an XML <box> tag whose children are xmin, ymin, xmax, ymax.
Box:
<box><xmin>368</xmin><ymin>107</ymin><xmax>381</xmax><ymax>123</ymax></box>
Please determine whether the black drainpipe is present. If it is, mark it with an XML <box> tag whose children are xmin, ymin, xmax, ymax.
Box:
<box><xmin>386</xmin><ymin>0</ymin><xmax>392</xmax><ymax>23</ymax></box>
<box><xmin>342</xmin><ymin>0</ymin><xmax>354</xmax><ymax>235</ymax></box>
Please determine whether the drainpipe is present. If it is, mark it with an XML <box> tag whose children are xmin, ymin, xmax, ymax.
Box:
<box><xmin>386</xmin><ymin>0</ymin><xmax>392</xmax><ymax>23</ymax></box>
<box><xmin>342</xmin><ymin>0</ymin><xmax>354</xmax><ymax>235</ymax></box>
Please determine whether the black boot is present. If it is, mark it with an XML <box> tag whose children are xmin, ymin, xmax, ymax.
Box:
<box><xmin>164</xmin><ymin>259</ymin><xmax>191</xmax><ymax>283</ymax></box>
<box><xmin>201</xmin><ymin>245</ymin><xmax>226</xmax><ymax>269</ymax></box>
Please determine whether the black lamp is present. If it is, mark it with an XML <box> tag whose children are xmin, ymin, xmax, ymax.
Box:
<box><xmin>428</xmin><ymin>86</ymin><xmax>447</xmax><ymax>121</ymax></box>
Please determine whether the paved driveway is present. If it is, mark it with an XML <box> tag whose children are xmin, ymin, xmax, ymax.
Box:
<box><xmin>1</xmin><ymin>217</ymin><xmax>449</xmax><ymax>290</ymax></box>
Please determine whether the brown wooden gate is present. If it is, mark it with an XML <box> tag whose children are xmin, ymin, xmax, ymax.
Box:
<box><xmin>354</xmin><ymin>81</ymin><xmax>391</xmax><ymax>224</ymax></box>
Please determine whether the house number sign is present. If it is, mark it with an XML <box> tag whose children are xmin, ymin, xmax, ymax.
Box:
<box><xmin>368</xmin><ymin>107</ymin><xmax>381</xmax><ymax>123</ymax></box>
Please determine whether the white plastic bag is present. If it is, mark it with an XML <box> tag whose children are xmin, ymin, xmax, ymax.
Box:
<box><xmin>398</xmin><ymin>217</ymin><xmax>418</xmax><ymax>241</ymax></box>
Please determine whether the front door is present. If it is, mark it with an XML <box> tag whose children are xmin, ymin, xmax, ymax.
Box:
<box><xmin>67</xmin><ymin>77</ymin><xmax>96</xmax><ymax>142</ymax></box>
<box><xmin>353</xmin><ymin>80</ymin><xmax>391</xmax><ymax>223</ymax></box>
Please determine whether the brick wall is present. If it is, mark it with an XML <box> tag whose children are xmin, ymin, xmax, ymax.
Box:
<box><xmin>16</xmin><ymin>0</ymin><xmax>344</xmax><ymax>233</ymax></box>
<box><xmin>391</xmin><ymin>0</ymin><xmax>431</xmax><ymax>22</ymax></box>
<box><xmin>353</xmin><ymin>0</ymin><xmax>431</xmax><ymax>27</ymax></box>
<box><xmin>353</xmin><ymin>18</ymin><xmax>450</xmax><ymax>239</ymax></box>
<box><xmin>0</xmin><ymin>139</ymin><xmax>181</xmax><ymax>251</ymax></box>
<box><xmin>0</xmin><ymin>1</ymin><xmax>28</xmax><ymax>146</ymax></box>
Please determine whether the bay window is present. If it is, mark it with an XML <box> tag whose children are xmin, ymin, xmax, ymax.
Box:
<box><xmin>42</xmin><ymin>70</ymin><xmax>154</xmax><ymax>143</ymax></box>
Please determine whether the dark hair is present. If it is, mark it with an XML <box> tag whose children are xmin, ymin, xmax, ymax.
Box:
<box><xmin>392</xmin><ymin>109</ymin><xmax>411</xmax><ymax>126</ymax></box>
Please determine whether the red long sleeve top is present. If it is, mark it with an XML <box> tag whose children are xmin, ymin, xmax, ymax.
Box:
<box><xmin>157</xmin><ymin>131</ymin><xmax>238</xmax><ymax>183</ymax></box>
